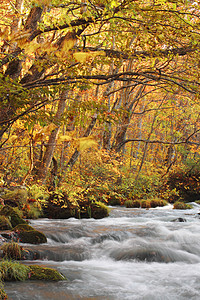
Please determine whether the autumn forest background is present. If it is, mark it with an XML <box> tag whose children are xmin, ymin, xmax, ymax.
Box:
<box><xmin>0</xmin><ymin>0</ymin><xmax>199</xmax><ymax>217</ymax></box>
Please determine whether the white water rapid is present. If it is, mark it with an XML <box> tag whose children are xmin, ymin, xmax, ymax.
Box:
<box><xmin>5</xmin><ymin>203</ymin><xmax>200</xmax><ymax>300</ymax></box>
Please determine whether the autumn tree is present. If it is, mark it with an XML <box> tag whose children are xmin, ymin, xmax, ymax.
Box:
<box><xmin>0</xmin><ymin>0</ymin><xmax>199</xmax><ymax>183</ymax></box>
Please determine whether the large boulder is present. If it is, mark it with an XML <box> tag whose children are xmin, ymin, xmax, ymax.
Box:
<box><xmin>1</xmin><ymin>188</ymin><xmax>28</xmax><ymax>208</ymax></box>
<box><xmin>18</xmin><ymin>230</ymin><xmax>47</xmax><ymax>244</ymax></box>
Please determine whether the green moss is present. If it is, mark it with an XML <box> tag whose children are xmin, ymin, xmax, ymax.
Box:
<box><xmin>0</xmin><ymin>260</ymin><xmax>29</xmax><ymax>281</ymax></box>
<box><xmin>18</xmin><ymin>230</ymin><xmax>47</xmax><ymax>244</ymax></box>
<box><xmin>0</xmin><ymin>205</ymin><xmax>27</xmax><ymax>228</ymax></box>
<box><xmin>1</xmin><ymin>242</ymin><xmax>22</xmax><ymax>260</ymax></box>
<box><xmin>0</xmin><ymin>260</ymin><xmax>66</xmax><ymax>283</ymax></box>
<box><xmin>173</xmin><ymin>201</ymin><xmax>193</xmax><ymax>209</ymax></box>
<box><xmin>28</xmin><ymin>265</ymin><xmax>66</xmax><ymax>281</ymax></box>
<box><xmin>13</xmin><ymin>224</ymin><xmax>35</xmax><ymax>232</ymax></box>
<box><xmin>2</xmin><ymin>189</ymin><xmax>27</xmax><ymax>208</ymax></box>
<box><xmin>0</xmin><ymin>215</ymin><xmax>12</xmax><ymax>230</ymax></box>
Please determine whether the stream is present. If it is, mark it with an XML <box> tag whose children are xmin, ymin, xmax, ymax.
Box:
<box><xmin>5</xmin><ymin>203</ymin><xmax>200</xmax><ymax>300</ymax></box>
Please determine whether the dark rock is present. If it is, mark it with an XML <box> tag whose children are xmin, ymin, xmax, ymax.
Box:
<box><xmin>18</xmin><ymin>230</ymin><xmax>47</xmax><ymax>244</ymax></box>
<box><xmin>21</xmin><ymin>249</ymin><xmax>40</xmax><ymax>260</ymax></box>
<box><xmin>171</xmin><ymin>217</ymin><xmax>187</xmax><ymax>222</ymax></box>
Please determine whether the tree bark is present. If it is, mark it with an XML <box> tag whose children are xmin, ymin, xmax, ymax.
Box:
<box><xmin>35</xmin><ymin>90</ymin><xmax>68</xmax><ymax>184</ymax></box>
<box><xmin>111</xmin><ymin>85</ymin><xmax>145</xmax><ymax>152</ymax></box>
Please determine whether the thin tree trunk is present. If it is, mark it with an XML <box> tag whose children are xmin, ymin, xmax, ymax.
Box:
<box><xmin>67</xmin><ymin>114</ymin><xmax>97</xmax><ymax>169</ymax></box>
<box><xmin>111</xmin><ymin>85</ymin><xmax>145</xmax><ymax>152</ymax></box>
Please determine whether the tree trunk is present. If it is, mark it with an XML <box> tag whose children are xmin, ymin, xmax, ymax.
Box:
<box><xmin>35</xmin><ymin>90</ymin><xmax>68</xmax><ymax>184</ymax></box>
<box><xmin>0</xmin><ymin>6</ymin><xmax>43</xmax><ymax>143</ymax></box>
<box><xmin>111</xmin><ymin>85</ymin><xmax>145</xmax><ymax>152</ymax></box>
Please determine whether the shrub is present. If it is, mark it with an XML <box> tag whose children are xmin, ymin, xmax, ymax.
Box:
<box><xmin>125</xmin><ymin>200</ymin><xmax>134</xmax><ymax>208</ymax></box>
<box><xmin>125</xmin><ymin>200</ymin><xmax>140</xmax><ymax>208</ymax></box>
<box><xmin>0</xmin><ymin>260</ymin><xmax>29</xmax><ymax>281</ymax></box>
<box><xmin>0</xmin><ymin>287</ymin><xmax>8</xmax><ymax>299</ymax></box>
<box><xmin>140</xmin><ymin>200</ymin><xmax>151</xmax><ymax>209</ymax></box>
<box><xmin>1</xmin><ymin>242</ymin><xmax>22</xmax><ymax>260</ymax></box>
<box><xmin>165</xmin><ymin>169</ymin><xmax>200</xmax><ymax>202</ymax></box>
<box><xmin>149</xmin><ymin>198</ymin><xmax>168</xmax><ymax>208</ymax></box>
<box><xmin>22</xmin><ymin>203</ymin><xmax>41</xmax><ymax>219</ymax></box>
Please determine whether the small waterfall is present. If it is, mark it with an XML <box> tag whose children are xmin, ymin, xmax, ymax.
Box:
<box><xmin>5</xmin><ymin>203</ymin><xmax>200</xmax><ymax>300</ymax></box>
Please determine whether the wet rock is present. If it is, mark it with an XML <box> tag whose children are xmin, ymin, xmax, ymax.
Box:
<box><xmin>21</xmin><ymin>249</ymin><xmax>40</xmax><ymax>260</ymax></box>
<box><xmin>171</xmin><ymin>217</ymin><xmax>187</xmax><ymax>222</ymax></box>
<box><xmin>28</xmin><ymin>265</ymin><xmax>66</xmax><ymax>281</ymax></box>
<box><xmin>13</xmin><ymin>224</ymin><xmax>35</xmax><ymax>232</ymax></box>
<box><xmin>18</xmin><ymin>230</ymin><xmax>47</xmax><ymax>244</ymax></box>
<box><xmin>1</xmin><ymin>231</ymin><xmax>19</xmax><ymax>242</ymax></box>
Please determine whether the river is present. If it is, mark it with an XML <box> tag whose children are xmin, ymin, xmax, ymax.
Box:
<box><xmin>5</xmin><ymin>203</ymin><xmax>200</xmax><ymax>300</ymax></box>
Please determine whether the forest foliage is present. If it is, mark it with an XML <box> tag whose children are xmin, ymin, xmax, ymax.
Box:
<box><xmin>0</xmin><ymin>0</ymin><xmax>199</xmax><ymax>206</ymax></box>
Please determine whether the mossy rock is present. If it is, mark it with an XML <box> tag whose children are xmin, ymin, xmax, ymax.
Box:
<box><xmin>90</xmin><ymin>202</ymin><xmax>109</xmax><ymax>219</ymax></box>
<box><xmin>125</xmin><ymin>200</ymin><xmax>134</xmax><ymax>208</ymax></box>
<box><xmin>0</xmin><ymin>205</ymin><xmax>27</xmax><ymax>228</ymax></box>
<box><xmin>125</xmin><ymin>200</ymin><xmax>141</xmax><ymax>208</ymax></box>
<box><xmin>0</xmin><ymin>260</ymin><xmax>29</xmax><ymax>281</ymax></box>
<box><xmin>13</xmin><ymin>224</ymin><xmax>35</xmax><ymax>232</ymax></box>
<box><xmin>0</xmin><ymin>215</ymin><xmax>12</xmax><ymax>230</ymax></box>
<box><xmin>18</xmin><ymin>230</ymin><xmax>47</xmax><ymax>244</ymax></box>
<box><xmin>140</xmin><ymin>200</ymin><xmax>151</xmax><ymax>209</ymax></box>
<box><xmin>0</xmin><ymin>260</ymin><xmax>66</xmax><ymax>282</ymax></box>
<box><xmin>173</xmin><ymin>201</ymin><xmax>192</xmax><ymax>210</ymax></box>
<box><xmin>28</xmin><ymin>265</ymin><xmax>66</xmax><ymax>281</ymax></box>
<box><xmin>2</xmin><ymin>188</ymin><xmax>28</xmax><ymax>208</ymax></box>
<box><xmin>149</xmin><ymin>198</ymin><xmax>168</xmax><ymax>208</ymax></box>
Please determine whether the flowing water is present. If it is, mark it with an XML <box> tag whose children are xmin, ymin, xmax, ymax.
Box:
<box><xmin>5</xmin><ymin>203</ymin><xmax>200</xmax><ymax>300</ymax></box>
